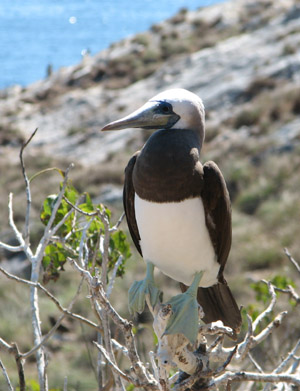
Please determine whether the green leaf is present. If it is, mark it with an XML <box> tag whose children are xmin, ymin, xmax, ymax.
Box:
<box><xmin>64</xmin><ymin>183</ymin><xmax>79</xmax><ymax>204</ymax></box>
<box><xmin>108</xmin><ymin>230</ymin><xmax>131</xmax><ymax>277</ymax></box>
<box><xmin>270</xmin><ymin>275</ymin><xmax>295</xmax><ymax>289</ymax></box>
<box><xmin>250</xmin><ymin>281</ymin><xmax>270</xmax><ymax>304</ymax></box>
<box><xmin>40</xmin><ymin>194</ymin><xmax>57</xmax><ymax>225</ymax></box>
<box><xmin>42</xmin><ymin>243</ymin><xmax>68</xmax><ymax>283</ymax></box>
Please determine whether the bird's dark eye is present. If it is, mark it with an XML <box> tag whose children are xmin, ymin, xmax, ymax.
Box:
<box><xmin>160</xmin><ymin>102</ymin><xmax>172</xmax><ymax>114</ymax></box>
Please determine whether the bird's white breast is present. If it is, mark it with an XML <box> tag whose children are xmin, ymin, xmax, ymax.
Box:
<box><xmin>134</xmin><ymin>194</ymin><xmax>219</xmax><ymax>287</ymax></box>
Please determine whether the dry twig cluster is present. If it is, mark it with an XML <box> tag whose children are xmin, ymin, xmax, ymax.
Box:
<box><xmin>0</xmin><ymin>131</ymin><xmax>299</xmax><ymax>391</ymax></box>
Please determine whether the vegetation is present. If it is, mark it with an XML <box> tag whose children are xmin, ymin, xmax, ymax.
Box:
<box><xmin>0</xmin><ymin>130</ymin><xmax>299</xmax><ymax>391</ymax></box>
<box><xmin>1</xmin><ymin>0</ymin><xmax>300</xmax><ymax>389</ymax></box>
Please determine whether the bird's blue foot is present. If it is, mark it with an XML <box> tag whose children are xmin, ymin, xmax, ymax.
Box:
<box><xmin>128</xmin><ymin>262</ymin><xmax>160</xmax><ymax>314</ymax></box>
<box><xmin>164</xmin><ymin>271</ymin><xmax>204</xmax><ymax>344</ymax></box>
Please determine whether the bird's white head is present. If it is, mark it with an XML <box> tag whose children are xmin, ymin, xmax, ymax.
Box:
<box><xmin>102</xmin><ymin>88</ymin><xmax>205</xmax><ymax>144</ymax></box>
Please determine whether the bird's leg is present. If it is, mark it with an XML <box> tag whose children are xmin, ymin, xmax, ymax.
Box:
<box><xmin>164</xmin><ymin>271</ymin><xmax>204</xmax><ymax>344</ymax></box>
<box><xmin>128</xmin><ymin>262</ymin><xmax>160</xmax><ymax>314</ymax></box>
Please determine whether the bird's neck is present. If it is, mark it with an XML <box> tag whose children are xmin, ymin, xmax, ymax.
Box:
<box><xmin>133</xmin><ymin>129</ymin><xmax>204</xmax><ymax>203</ymax></box>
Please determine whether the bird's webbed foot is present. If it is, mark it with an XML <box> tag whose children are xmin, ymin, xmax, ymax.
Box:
<box><xmin>164</xmin><ymin>271</ymin><xmax>204</xmax><ymax>344</ymax></box>
<box><xmin>128</xmin><ymin>262</ymin><xmax>160</xmax><ymax>314</ymax></box>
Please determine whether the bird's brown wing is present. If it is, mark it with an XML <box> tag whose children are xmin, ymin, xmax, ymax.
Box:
<box><xmin>181</xmin><ymin>161</ymin><xmax>241</xmax><ymax>334</ymax></box>
<box><xmin>201</xmin><ymin>160</ymin><xmax>232</xmax><ymax>276</ymax></box>
<box><xmin>123</xmin><ymin>153</ymin><xmax>142</xmax><ymax>256</ymax></box>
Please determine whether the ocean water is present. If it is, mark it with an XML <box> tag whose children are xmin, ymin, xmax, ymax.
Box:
<box><xmin>0</xmin><ymin>0</ymin><xmax>222</xmax><ymax>88</ymax></box>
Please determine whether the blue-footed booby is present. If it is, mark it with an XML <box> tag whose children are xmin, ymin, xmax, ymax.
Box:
<box><xmin>102</xmin><ymin>89</ymin><xmax>242</xmax><ymax>343</ymax></box>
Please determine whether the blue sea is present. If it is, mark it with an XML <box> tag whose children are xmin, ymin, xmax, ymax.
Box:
<box><xmin>0</xmin><ymin>0</ymin><xmax>222</xmax><ymax>88</ymax></box>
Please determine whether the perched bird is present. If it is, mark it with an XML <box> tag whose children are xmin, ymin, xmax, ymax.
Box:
<box><xmin>102</xmin><ymin>89</ymin><xmax>242</xmax><ymax>343</ymax></box>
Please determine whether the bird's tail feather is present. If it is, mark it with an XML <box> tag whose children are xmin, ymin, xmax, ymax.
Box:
<box><xmin>180</xmin><ymin>282</ymin><xmax>242</xmax><ymax>338</ymax></box>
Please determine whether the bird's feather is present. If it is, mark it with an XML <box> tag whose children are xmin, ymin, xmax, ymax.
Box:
<box><xmin>123</xmin><ymin>152</ymin><xmax>142</xmax><ymax>256</ymax></box>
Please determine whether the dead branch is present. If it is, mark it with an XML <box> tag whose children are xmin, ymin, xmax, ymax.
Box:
<box><xmin>0</xmin><ymin>339</ymin><xmax>25</xmax><ymax>391</ymax></box>
<box><xmin>0</xmin><ymin>358</ymin><xmax>14</xmax><ymax>391</ymax></box>
<box><xmin>0</xmin><ymin>265</ymin><xmax>101</xmax><ymax>333</ymax></box>
<box><xmin>69</xmin><ymin>257</ymin><xmax>158</xmax><ymax>390</ymax></box>
<box><xmin>284</xmin><ymin>248</ymin><xmax>300</xmax><ymax>274</ymax></box>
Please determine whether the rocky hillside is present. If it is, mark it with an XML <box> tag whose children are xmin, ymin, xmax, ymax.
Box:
<box><xmin>1</xmin><ymin>0</ymin><xmax>300</xmax><ymax>282</ymax></box>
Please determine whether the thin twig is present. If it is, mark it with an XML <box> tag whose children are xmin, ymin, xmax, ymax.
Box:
<box><xmin>237</xmin><ymin>314</ymin><xmax>253</xmax><ymax>360</ymax></box>
<box><xmin>63</xmin><ymin>377</ymin><xmax>68</xmax><ymax>391</ymax></box>
<box><xmin>0</xmin><ymin>358</ymin><xmax>14</xmax><ymax>391</ymax></box>
<box><xmin>284</xmin><ymin>248</ymin><xmax>300</xmax><ymax>274</ymax></box>
<box><xmin>69</xmin><ymin>258</ymin><xmax>157</xmax><ymax>387</ymax></box>
<box><xmin>109</xmin><ymin>212</ymin><xmax>125</xmax><ymax>233</ymax></box>
<box><xmin>274</xmin><ymin>285</ymin><xmax>300</xmax><ymax>305</ymax></box>
<box><xmin>91</xmin><ymin>231</ymin><xmax>101</xmax><ymax>275</ymax></box>
<box><xmin>35</xmin><ymin>163</ymin><xmax>74</xmax><ymax>262</ymax></box>
<box><xmin>253</xmin><ymin>281</ymin><xmax>276</xmax><ymax>332</ymax></box>
<box><xmin>22</xmin><ymin>277</ymin><xmax>85</xmax><ymax>359</ymax></box>
<box><xmin>274</xmin><ymin>339</ymin><xmax>300</xmax><ymax>374</ymax></box>
<box><xmin>19</xmin><ymin>128</ymin><xmax>38</xmax><ymax>244</ymax></box>
<box><xmin>254</xmin><ymin>311</ymin><xmax>287</xmax><ymax>345</ymax></box>
<box><xmin>78</xmin><ymin>218</ymin><xmax>94</xmax><ymax>267</ymax></box>
<box><xmin>214</xmin><ymin>346</ymin><xmax>238</xmax><ymax>376</ymax></box>
<box><xmin>208</xmin><ymin>335</ymin><xmax>224</xmax><ymax>353</ymax></box>
<box><xmin>63</xmin><ymin>196</ymin><xmax>98</xmax><ymax>217</ymax></box>
<box><xmin>248</xmin><ymin>352</ymin><xmax>264</xmax><ymax>373</ymax></box>
<box><xmin>0</xmin><ymin>193</ymin><xmax>33</xmax><ymax>259</ymax></box>
<box><xmin>0</xmin><ymin>266</ymin><xmax>101</xmax><ymax>333</ymax></box>
<box><xmin>94</xmin><ymin>342</ymin><xmax>133</xmax><ymax>384</ymax></box>
<box><xmin>207</xmin><ymin>370</ymin><xmax>300</xmax><ymax>388</ymax></box>
<box><xmin>199</xmin><ymin>322</ymin><xmax>234</xmax><ymax>338</ymax></box>
<box><xmin>99</xmin><ymin>211</ymin><xmax>110</xmax><ymax>290</ymax></box>
<box><xmin>111</xmin><ymin>339</ymin><xmax>129</xmax><ymax>358</ymax></box>
<box><xmin>107</xmin><ymin>255</ymin><xmax>123</xmax><ymax>299</ymax></box>
<box><xmin>10</xmin><ymin>342</ymin><xmax>26</xmax><ymax>391</ymax></box>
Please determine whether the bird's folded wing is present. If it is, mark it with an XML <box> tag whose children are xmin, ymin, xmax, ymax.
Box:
<box><xmin>123</xmin><ymin>152</ymin><xmax>142</xmax><ymax>256</ymax></box>
<box><xmin>201</xmin><ymin>160</ymin><xmax>232</xmax><ymax>276</ymax></box>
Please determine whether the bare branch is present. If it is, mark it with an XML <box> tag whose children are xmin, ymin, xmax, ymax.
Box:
<box><xmin>109</xmin><ymin>212</ymin><xmax>125</xmax><ymax>233</ymax></box>
<box><xmin>50</xmin><ymin>208</ymin><xmax>74</xmax><ymax>237</ymax></box>
<box><xmin>253</xmin><ymin>281</ymin><xmax>276</xmax><ymax>332</ymax></box>
<box><xmin>19</xmin><ymin>128</ymin><xmax>38</xmax><ymax>243</ymax></box>
<box><xmin>22</xmin><ymin>277</ymin><xmax>85</xmax><ymax>359</ymax></box>
<box><xmin>99</xmin><ymin>211</ymin><xmax>110</xmax><ymax>290</ymax></box>
<box><xmin>209</xmin><ymin>370</ymin><xmax>300</xmax><ymax>388</ymax></box>
<box><xmin>214</xmin><ymin>346</ymin><xmax>238</xmax><ymax>376</ymax></box>
<box><xmin>1</xmin><ymin>340</ymin><xmax>26</xmax><ymax>391</ymax></box>
<box><xmin>11</xmin><ymin>343</ymin><xmax>26</xmax><ymax>391</ymax></box>
<box><xmin>236</xmin><ymin>314</ymin><xmax>253</xmax><ymax>360</ymax></box>
<box><xmin>284</xmin><ymin>248</ymin><xmax>300</xmax><ymax>274</ymax></box>
<box><xmin>254</xmin><ymin>311</ymin><xmax>288</xmax><ymax>346</ymax></box>
<box><xmin>0</xmin><ymin>241</ymin><xmax>24</xmax><ymax>252</ymax></box>
<box><xmin>198</xmin><ymin>321</ymin><xmax>235</xmax><ymax>339</ymax></box>
<box><xmin>0</xmin><ymin>266</ymin><xmax>101</xmax><ymax>333</ymax></box>
<box><xmin>248</xmin><ymin>352</ymin><xmax>264</xmax><ymax>373</ymax></box>
<box><xmin>0</xmin><ymin>193</ymin><xmax>33</xmax><ymax>259</ymax></box>
<box><xmin>111</xmin><ymin>339</ymin><xmax>129</xmax><ymax>358</ymax></box>
<box><xmin>78</xmin><ymin>217</ymin><xmax>94</xmax><ymax>267</ymax></box>
<box><xmin>63</xmin><ymin>196</ymin><xmax>98</xmax><ymax>217</ymax></box>
<box><xmin>0</xmin><ymin>358</ymin><xmax>14</xmax><ymax>391</ymax></box>
<box><xmin>69</xmin><ymin>258</ymin><xmax>157</xmax><ymax>387</ymax></box>
<box><xmin>274</xmin><ymin>339</ymin><xmax>300</xmax><ymax>374</ymax></box>
<box><xmin>94</xmin><ymin>342</ymin><xmax>134</xmax><ymax>384</ymax></box>
<box><xmin>35</xmin><ymin>163</ymin><xmax>74</xmax><ymax>262</ymax></box>
<box><xmin>107</xmin><ymin>255</ymin><xmax>123</xmax><ymax>299</ymax></box>
<box><xmin>274</xmin><ymin>285</ymin><xmax>300</xmax><ymax>305</ymax></box>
